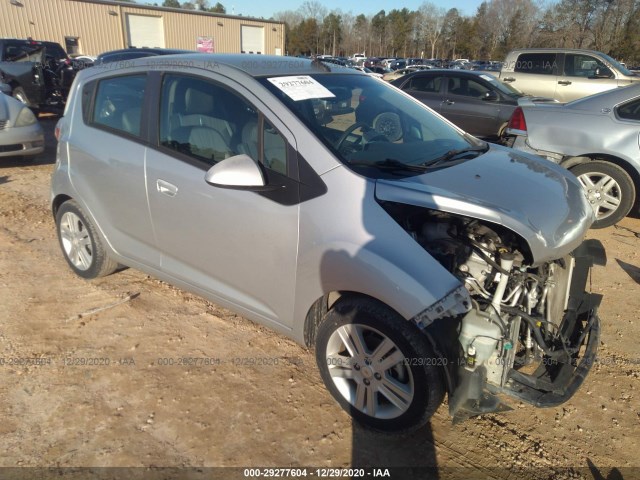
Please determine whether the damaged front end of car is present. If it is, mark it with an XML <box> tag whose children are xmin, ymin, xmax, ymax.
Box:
<box><xmin>380</xmin><ymin>202</ymin><xmax>606</xmax><ymax>422</ymax></box>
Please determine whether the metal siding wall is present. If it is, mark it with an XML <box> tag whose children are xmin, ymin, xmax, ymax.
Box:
<box><xmin>0</xmin><ymin>0</ymin><xmax>283</xmax><ymax>56</ymax></box>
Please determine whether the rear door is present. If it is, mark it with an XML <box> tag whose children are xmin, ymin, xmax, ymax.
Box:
<box><xmin>400</xmin><ymin>73</ymin><xmax>444</xmax><ymax>114</ymax></box>
<box><xmin>69</xmin><ymin>73</ymin><xmax>159</xmax><ymax>266</ymax></box>
<box><xmin>504</xmin><ymin>52</ymin><xmax>559</xmax><ymax>99</ymax></box>
<box><xmin>440</xmin><ymin>74</ymin><xmax>502</xmax><ymax>138</ymax></box>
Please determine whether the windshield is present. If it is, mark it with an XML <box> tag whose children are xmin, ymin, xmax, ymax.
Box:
<box><xmin>600</xmin><ymin>52</ymin><xmax>635</xmax><ymax>77</ymax></box>
<box><xmin>260</xmin><ymin>73</ymin><xmax>481</xmax><ymax>177</ymax></box>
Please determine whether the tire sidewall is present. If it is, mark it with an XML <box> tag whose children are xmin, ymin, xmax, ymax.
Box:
<box><xmin>315</xmin><ymin>299</ymin><xmax>444</xmax><ymax>433</ymax></box>
<box><xmin>570</xmin><ymin>161</ymin><xmax>635</xmax><ymax>229</ymax></box>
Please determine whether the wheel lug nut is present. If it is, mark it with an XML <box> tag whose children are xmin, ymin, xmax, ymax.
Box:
<box><xmin>365</xmin><ymin>358</ymin><xmax>372</xmax><ymax>366</ymax></box>
<box><xmin>363</xmin><ymin>379</ymin><xmax>370</xmax><ymax>386</ymax></box>
<box><xmin>354</xmin><ymin>364</ymin><xmax>360</xmax><ymax>371</ymax></box>
<box><xmin>374</xmin><ymin>373</ymin><xmax>381</xmax><ymax>380</ymax></box>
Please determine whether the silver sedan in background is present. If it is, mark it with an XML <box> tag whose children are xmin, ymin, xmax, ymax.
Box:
<box><xmin>506</xmin><ymin>83</ymin><xmax>640</xmax><ymax>228</ymax></box>
<box><xmin>0</xmin><ymin>83</ymin><xmax>45</xmax><ymax>160</ymax></box>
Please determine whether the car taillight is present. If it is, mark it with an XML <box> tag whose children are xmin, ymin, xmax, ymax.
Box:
<box><xmin>508</xmin><ymin>107</ymin><xmax>527</xmax><ymax>131</ymax></box>
<box><xmin>55</xmin><ymin>125</ymin><xmax>61</xmax><ymax>141</ymax></box>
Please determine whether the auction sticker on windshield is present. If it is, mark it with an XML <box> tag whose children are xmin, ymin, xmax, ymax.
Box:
<box><xmin>267</xmin><ymin>75</ymin><xmax>335</xmax><ymax>101</ymax></box>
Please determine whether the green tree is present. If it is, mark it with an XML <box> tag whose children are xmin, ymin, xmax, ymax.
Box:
<box><xmin>322</xmin><ymin>13</ymin><xmax>342</xmax><ymax>56</ymax></box>
<box><xmin>162</xmin><ymin>0</ymin><xmax>181</xmax><ymax>6</ymax></box>
<box><xmin>370</xmin><ymin>10</ymin><xmax>386</xmax><ymax>56</ymax></box>
<box><xmin>210</xmin><ymin>2</ymin><xmax>225</xmax><ymax>13</ymax></box>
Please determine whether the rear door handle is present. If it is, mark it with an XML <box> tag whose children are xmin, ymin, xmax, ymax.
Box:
<box><xmin>558</xmin><ymin>80</ymin><xmax>572</xmax><ymax>86</ymax></box>
<box><xmin>503</xmin><ymin>77</ymin><xmax>515</xmax><ymax>82</ymax></box>
<box><xmin>156</xmin><ymin>179</ymin><xmax>178</xmax><ymax>197</ymax></box>
<box><xmin>443</xmin><ymin>99</ymin><xmax>455</xmax><ymax>105</ymax></box>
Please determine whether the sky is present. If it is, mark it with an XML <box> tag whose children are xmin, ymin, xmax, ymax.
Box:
<box><xmin>224</xmin><ymin>0</ymin><xmax>484</xmax><ymax>20</ymax></box>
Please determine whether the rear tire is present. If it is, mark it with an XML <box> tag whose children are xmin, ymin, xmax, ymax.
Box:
<box><xmin>55</xmin><ymin>200</ymin><xmax>118</xmax><ymax>279</ymax></box>
<box><xmin>570</xmin><ymin>161</ymin><xmax>635</xmax><ymax>229</ymax></box>
<box><xmin>315</xmin><ymin>297</ymin><xmax>445</xmax><ymax>433</ymax></box>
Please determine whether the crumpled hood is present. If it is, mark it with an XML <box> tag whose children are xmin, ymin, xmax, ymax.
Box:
<box><xmin>375</xmin><ymin>146</ymin><xmax>594</xmax><ymax>264</ymax></box>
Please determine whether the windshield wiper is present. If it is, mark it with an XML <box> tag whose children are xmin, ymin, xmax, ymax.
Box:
<box><xmin>422</xmin><ymin>144</ymin><xmax>489</xmax><ymax>167</ymax></box>
<box><xmin>349</xmin><ymin>158</ymin><xmax>429</xmax><ymax>173</ymax></box>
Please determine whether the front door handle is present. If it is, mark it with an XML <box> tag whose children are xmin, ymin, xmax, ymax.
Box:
<box><xmin>558</xmin><ymin>80</ymin><xmax>572</xmax><ymax>86</ymax></box>
<box><xmin>444</xmin><ymin>99</ymin><xmax>455</xmax><ymax>105</ymax></box>
<box><xmin>157</xmin><ymin>179</ymin><xmax>178</xmax><ymax>197</ymax></box>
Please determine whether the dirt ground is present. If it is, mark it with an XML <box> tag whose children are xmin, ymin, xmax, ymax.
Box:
<box><xmin>0</xmin><ymin>116</ymin><xmax>639</xmax><ymax>480</ymax></box>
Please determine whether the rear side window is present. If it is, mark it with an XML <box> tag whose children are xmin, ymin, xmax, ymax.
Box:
<box><xmin>514</xmin><ymin>53</ymin><xmax>558</xmax><ymax>75</ymax></box>
<box><xmin>617</xmin><ymin>98</ymin><xmax>640</xmax><ymax>121</ymax></box>
<box><xmin>407</xmin><ymin>76</ymin><xmax>442</xmax><ymax>93</ymax></box>
<box><xmin>91</xmin><ymin>75</ymin><xmax>146</xmax><ymax>137</ymax></box>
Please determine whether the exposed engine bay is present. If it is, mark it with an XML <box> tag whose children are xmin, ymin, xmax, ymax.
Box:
<box><xmin>382</xmin><ymin>203</ymin><xmax>606</xmax><ymax>421</ymax></box>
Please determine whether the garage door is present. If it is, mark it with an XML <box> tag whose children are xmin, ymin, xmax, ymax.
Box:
<box><xmin>241</xmin><ymin>25</ymin><xmax>264</xmax><ymax>54</ymax></box>
<box><xmin>126</xmin><ymin>14</ymin><xmax>165</xmax><ymax>48</ymax></box>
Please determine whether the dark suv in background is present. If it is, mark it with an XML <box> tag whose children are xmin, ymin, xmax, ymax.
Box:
<box><xmin>0</xmin><ymin>38</ymin><xmax>77</xmax><ymax>112</ymax></box>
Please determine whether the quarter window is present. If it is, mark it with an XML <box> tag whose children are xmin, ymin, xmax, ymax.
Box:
<box><xmin>617</xmin><ymin>98</ymin><xmax>640</xmax><ymax>121</ymax></box>
<box><xmin>91</xmin><ymin>75</ymin><xmax>146</xmax><ymax>136</ymax></box>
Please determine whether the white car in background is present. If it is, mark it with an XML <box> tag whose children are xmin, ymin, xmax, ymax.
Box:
<box><xmin>0</xmin><ymin>82</ymin><xmax>44</xmax><ymax>159</ymax></box>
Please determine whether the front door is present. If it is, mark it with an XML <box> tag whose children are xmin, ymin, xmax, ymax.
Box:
<box><xmin>145</xmin><ymin>72</ymin><xmax>300</xmax><ymax>329</ymax></box>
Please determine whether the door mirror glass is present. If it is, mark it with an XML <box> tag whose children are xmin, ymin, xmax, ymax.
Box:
<box><xmin>483</xmin><ymin>90</ymin><xmax>499</xmax><ymax>101</ymax></box>
<box><xmin>592</xmin><ymin>66</ymin><xmax>613</xmax><ymax>79</ymax></box>
<box><xmin>204</xmin><ymin>154</ymin><xmax>265</xmax><ymax>188</ymax></box>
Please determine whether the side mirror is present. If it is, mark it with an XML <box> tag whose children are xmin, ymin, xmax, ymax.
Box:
<box><xmin>205</xmin><ymin>154</ymin><xmax>266</xmax><ymax>189</ymax></box>
<box><xmin>483</xmin><ymin>90</ymin><xmax>499</xmax><ymax>101</ymax></box>
<box><xmin>591</xmin><ymin>67</ymin><xmax>613</xmax><ymax>79</ymax></box>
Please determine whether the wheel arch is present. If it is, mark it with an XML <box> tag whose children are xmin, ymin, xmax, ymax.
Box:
<box><xmin>51</xmin><ymin>193</ymin><xmax>73</xmax><ymax>218</ymax></box>
<box><xmin>561</xmin><ymin>154</ymin><xmax>640</xmax><ymax>213</ymax></box>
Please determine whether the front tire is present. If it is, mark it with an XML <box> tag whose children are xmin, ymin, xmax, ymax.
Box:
<box><xmin>315</xmin><ymin>297</ymin><xmax>445</xmax><ymax>433</ymax></box>
<box><xmin>55</xmin><ymin>200</ymin><xmax>118</xmax><ymax>279</ymax></box>
<box><xmin>570</xmin><ymin>161</ymin><xmax>635</xmax><ymax>229</ymax></box>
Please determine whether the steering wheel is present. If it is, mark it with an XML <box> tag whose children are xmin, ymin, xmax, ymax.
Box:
<box><xmin>334</xmin><ymin>121</ymin><xmax>371</xmax><ymax>152</ymax></box>
<box><xmin>373</xmin><ymin>112</ymin><xmax>402</xmax><ymax>142</ymax></box>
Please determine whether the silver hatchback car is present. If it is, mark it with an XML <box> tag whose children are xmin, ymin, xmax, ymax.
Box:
<box><xmin>52</xmin><ymin>55</ymin><xmax>605</xmax><ymax>432</ymax></box>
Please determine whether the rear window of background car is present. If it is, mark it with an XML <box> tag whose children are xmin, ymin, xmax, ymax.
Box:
<box><xmin>514</xmin><ymin>53</ymin><xmax>558</xmax><ymax>75</ymax></box>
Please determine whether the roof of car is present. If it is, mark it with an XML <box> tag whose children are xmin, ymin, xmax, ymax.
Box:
<box><xmin>564</xmin><ymin>82</ymin><xmax>640</xmax><ymax>111</ymax></box>
<box><xmin>96</xmin><ymin>47</ymin><xmax>195</xmax><ymax>62</ymax></box>
<box><xmin>101</xmin><ymin>53</ymin><xmax>361</xmax><ymax>78</ymax></box>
